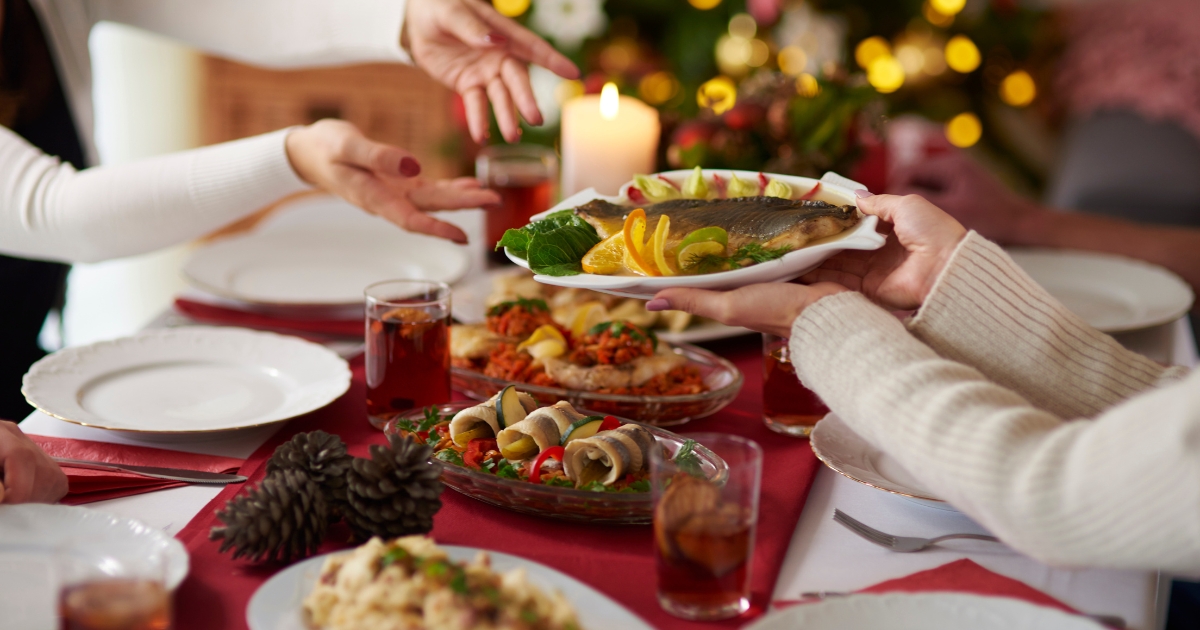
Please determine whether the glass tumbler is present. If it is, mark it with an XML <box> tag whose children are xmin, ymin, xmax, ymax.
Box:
<box><xmin>365</xmin><ymin>280</ymin><xmax>451</xmax><ymax>429</ymax></box>
<box><xmin>56</xmin><ymin>543</ymin><xmax>172</xmax><ymax>630</ymax></box>
<box><xmin>476</xmin><ymin>144</ymin><xmax>558</xmax><ymax>264</ymax></box>
<box><xmin>762</xmin><ymin>333</ymin><xmax>829</xmax><ymax>437</ymax></box>
<box><xmin>652</xmin><ymin>433</ymin><xmax>762</xmax><ymax>621</ymax></box>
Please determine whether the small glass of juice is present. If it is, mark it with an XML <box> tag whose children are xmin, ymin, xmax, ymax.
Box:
<box><xmin>56</xmin><ymin>544</ymin><xmax>171</xmax><ymax>630</ymax></box>
<box><xmin>476</xmin><ymin>144</ymin><xmax>557</xmax><ymax>265</ymax></box>
<box><xmin>762</xmin><ymin>333</ymin><xmax>829</xmax><ymax>437</ymax></box>
<box><xmin>364</xmin><ymin>280</ymin><xmax>451</xmax><ymax>429</ymax></box>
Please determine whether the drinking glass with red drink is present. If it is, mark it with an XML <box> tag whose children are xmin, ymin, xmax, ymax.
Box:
<box><xmin>56</xmin><ymin>544</ymin><xmax>171</xmax><ymax>630</ymax></box>
<box><xmin>364</xmin><ymin>280</ymin><xmax>451</xmax><ymax>429</ymax></box>
<box><xmin>762</xmin><ymin>333</ymin><xmax>829</xmax><ymax>437</ymax></box>
<box><xmin>652</xmin><ymin>433</ymin><xmax>762</xmax><ymax>621</ymax></box>
<box><xmin>476</xmin><ymin>144</ymin><xmax>557</xmax><ymax>265</ymax></box>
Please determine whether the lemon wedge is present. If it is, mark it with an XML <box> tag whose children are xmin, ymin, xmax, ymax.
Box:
<box><xmin>622</xmin><ymin>208</ymin><xmax>659</xmax><ymax>276</ymax></box>
<box><xmin>571</xmin><ymin>302</ymin><xmax>609</xmax><ymax>338</ymax></box>
<box><xmin>678</xmin><ymin>241</ymin><xmax>726</xmax><ymax>273</ymax></box>
<box><xmin>516</xmin><ymin>325</ymin><xmax>567</xmax><ymax>359</ymax></box>
<box><xmin>582</xmin><ymin>232</ymin><xmax>625</xmax><ymax>275</ymax></box>
<box><xmin>651</xmin><ymin>215</ymin><xmax>677</xmax><ymax>276</ymax></box>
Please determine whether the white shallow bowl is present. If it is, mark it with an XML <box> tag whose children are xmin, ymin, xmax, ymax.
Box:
<box><xmin>1007</xmin><ymin>248</ymin><xmax>1194</xmax><ymax>333</ymax></box>
<box><xmin>0</xmin><ymin>505</ymin><xmax>189</xmax><ymax>630</ymax></box>
<box><xmin>23</xmin><ymin>327</ymin><xmax>351</xmax><ymax>434</ymax></box>
<box><xmin>506</xmin><ymin>170</ymin><xmax>887</xmax><ymax>299</ymax></box>
<box><xmin>810</xmin><ymin>414</ymin><xmax>952</xmax><ymax>511</ymax></box>
<box><xmin>746</xmin><ymin>593</ymin><xmax>1103</xmax><ymax>630</ymax></box>
<box><xmin>247</xmin><ymin>545</ymin><xmax>652</xmax><ymax>630</ymax></box>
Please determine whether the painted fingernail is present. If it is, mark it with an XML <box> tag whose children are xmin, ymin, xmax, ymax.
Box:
<box><xmin>400</xmin><ymin>157</ymin><xmax>422</xmax><ymax>177</ymax></box>
<box><xmin>484</xmin><ymin>32</ymin><xmax>508</xmax><ymax>46</ymax></box>
<box><xmin>645</xmin><ymin>298</ymin><xmax>671</xmax><ymax>312</ymax></box>
<box><xmin>854</xmin><ymin>189</ymin><xmax>874</xmax><ymax>199</ymax></box>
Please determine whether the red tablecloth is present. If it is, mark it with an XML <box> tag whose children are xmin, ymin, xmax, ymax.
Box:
<box><xmin>173</xmin><ymin>336</ymin><xmax>821</xmax><ymax>629</ymax></box>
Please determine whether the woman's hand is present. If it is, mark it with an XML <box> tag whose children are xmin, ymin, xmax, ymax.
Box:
<box><xmin>802</xmin><ymin>193</ymin><xmax>967</xmax><ymax>311</ymax></box>
<box><xmin>286</xmin><ymin>120</ymin><xmax>500</xmax><ymax>243</ymax></box>
<box><xmin>0</xmin><ymin>421</ymin><xmax>66</xmax><ymax>504</ymax></box>
<box><xmin>404</xmin><ymin>0</ymin><xmax>580</xmax><ymax>144</ymax></box>
<box><xmin>647</xmin><ymin>282</ymin><xmax>849</xmax><ymax>338</ymax></box>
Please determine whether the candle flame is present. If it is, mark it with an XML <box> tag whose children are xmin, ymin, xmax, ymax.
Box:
<box><xmin>599</xmin><ymin>82</ymin><xmax>619</xmax><ymax>120</ymax></box>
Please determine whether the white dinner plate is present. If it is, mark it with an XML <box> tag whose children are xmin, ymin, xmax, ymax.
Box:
<box><xmin>450</xmin><ymin>267</ymin><xmax>752</xmax><ymax>344</ymax></box>
<box><xmin>746</xmin><ymin>593</ymin><xmax>1103</xmax><ymax>629</ymax></box>
<box><xmin>0</xmin><ymin>505</ymin><xmax>189</xmax><ymax>630</ymax></box>
<box><xmin>1008</xmin><ymin>248</ymin><xmax>1194</xmax><ymax>333</ymax></box>
<box><xmin>184</xmin><ymin>225</ymin><xmax>470</xmax><ymax>307</ymax></box>
<box><xmin>23</xmin><ymin>327</ymin><xmax>350</xmax><ymax>434</ymax></box>
<box><xmin>506</xmin><ymin>171</ymin><xmax>887</xmax><ymax>299</ymax></box>
<box><xmin>246</xmin><ymin>545</ymin><xmax>652</xmax><ymax>630</ymax></box>
<box><xmin>810</xmin><ymin>414</ymin><xmax>952</xmax><ymax>511</ymax></box>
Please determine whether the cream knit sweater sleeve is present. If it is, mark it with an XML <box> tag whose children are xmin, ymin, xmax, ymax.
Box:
<box><xmin>790</xmin><ymin>240</ymin><xmax>1200</xmax><ymax>571</ymax></box>
<box><xmin>906</xmin><ymin>232</ymin><xmax>1187</xmax><ymax>417</ymax></box>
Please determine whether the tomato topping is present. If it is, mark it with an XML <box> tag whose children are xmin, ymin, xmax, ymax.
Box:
<box><xmin>599</xmin><ymin>416</ymin><xmax>621</xmax><ymax>432</ymax></box>
<box><xmin>529</xmin><ymin>446</ymin><xmax>565</xmax><ymax>484</ymax></box>
<box><xmin>463</xmin><ymin>438</ymin><xmax>498</xmax><ymax>470</ymax></box>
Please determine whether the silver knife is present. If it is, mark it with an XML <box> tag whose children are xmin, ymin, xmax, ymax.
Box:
<box><xmin>52</xmin><ymin>457</ymin><xmax>247</xmax><ymax>485</ymax></box>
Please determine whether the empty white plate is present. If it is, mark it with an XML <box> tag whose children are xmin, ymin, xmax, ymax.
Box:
<box><xmin>810</xmin><ymin>414</ymin><xmax>951</xmax><ymax>511</ymax></box>
<box><xmin>1008</xmin><ymin>248</ymin><xmax>1194</xmax><ymax>333</ymax></box>
<box><xmin>23</xmin><ymin>327</ymin><xmax>350</xmax><ymax>434</ymax></box>
<box><xmin>246</xmin><ymin>545</ymin><xmax>652</xmax><ymax>630</ymax></box>
<box><xmin>184</xmin><ymin>225</ymin><xmax>470</xmax><ymax>307</ymax></box>
<box><xmin>0</xmin><ymin>504</ymin><xmax>189</xmax><ymax>630</ymax></box>
<box><xmin>747</xmin><ymin>593</ymin><xmax>1102</xmax><ymax>630</ymax></box>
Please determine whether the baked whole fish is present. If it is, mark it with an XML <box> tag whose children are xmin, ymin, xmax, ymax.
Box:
<box><xmin>574</xmin><ymin>196</ymin><xmax>859</xmax><ymax>252</ymax></box>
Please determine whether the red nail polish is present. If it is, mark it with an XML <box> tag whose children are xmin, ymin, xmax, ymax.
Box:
<box><xmin>484</xmin><ymin>32</ymin><xmax>508</xmax><ymax>46</ymax></box>
<box><xmin>400</xmin><ymin>157</ymin><xmax>421</xmax><ymax>177</ymax></box>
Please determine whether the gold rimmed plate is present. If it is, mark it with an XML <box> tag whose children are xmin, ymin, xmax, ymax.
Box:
<box><xmin>809</xmin><ymin>414</ymin><xmax>952</xmax><ymax>511</ymax></box>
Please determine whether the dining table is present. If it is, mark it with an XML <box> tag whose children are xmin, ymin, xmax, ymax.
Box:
<box><xmin>18</xmin><ymin>296</ymin><xmax>1195</xmax><ymax>629</ymax></box>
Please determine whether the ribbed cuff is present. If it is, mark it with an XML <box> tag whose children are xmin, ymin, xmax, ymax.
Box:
<box><xmin>186</xmin><ymin>128</ymin><xmax>310</xmax><ymax>218</ymax></box>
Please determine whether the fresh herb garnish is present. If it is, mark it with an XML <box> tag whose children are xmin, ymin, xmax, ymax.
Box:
<box><xmin>686</xmin><ymin>242</ymin><xmax>793</xmax><ymax>274</ymax></box>
<box><xmin>487</xmin><ymin>297</ymin><xmax>549</xmax><ymax>317</ymax></box>
<box><xmin>435</xmin><ymin>449</ymin><xmax>463</xmax><ymax>466</ymax></box>
<box><xmin>580</xmin><ymin>480</ymin><xmax>608</xmax><ymax>492</ymax></box>
<box><xmin>396</xmin><ymin>406</ymin><xmax>444</xmax><ymax>434</ymax></box>
<box><xmin>495</xmin><ymin>459</ymin><xmax>520</xmax><ymax>479</ymax></box>
<box><xmin>541</xmin><ymin>476</ymin><xmax>574</xmax><ymax>488</ymax></box>
<box><xmin>449</xmin><ymin>570</ymin><xmax>470</xmax><ymax>595</ymax></box>
<box><xmin>587</xmin><ymin>321</ymin><xmax>658</xmax><ymax>350</ymax></box>
<box><xmin>380</xmin><ymin>547</ymin><xmax>409</xmax><ymax>568</ymax></box>
<box><xmin>496</xmin><ymin>210</ymin><xmax>600</xmax><ymax>276</ymax></box>
<box><xmin>673</xmin><ymin>439</ymin><xmax>705</xmax><ymax>478</ymax></box>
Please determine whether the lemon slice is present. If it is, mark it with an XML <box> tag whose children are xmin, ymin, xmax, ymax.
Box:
<box><xmin>678</xmin><ymin>241</ymin><xmax>726</xmax><ymax>273</ymax></box>
<box><xmin>622</xmin><ymin>209</ymin><xmax>659</xmax><ymax>276</ymax></box>
<box><xmin>581</xmin><ymin>232</ymin><xmax>625</xmax><ymax>275</ymax></box>
<box><xmin>516</xmin><ymin>325</ymin><xmax>566</xmax><ymax>352</ymax></box>
<box><xmin>571</xmin><ymin>302</ymin><xmax>609</xmax><ymax>338</ymax></box>
<box><xmin>651</xmin><ymin>215</ymin><xmax>677</xmax><ymax>276</ymax></box>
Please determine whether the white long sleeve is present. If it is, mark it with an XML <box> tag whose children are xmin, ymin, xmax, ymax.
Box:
<box><xmin>791</xmin><ymin>236</ymin><xmax>1200</xmax><ymax>572</ymax></box>
<box><xmin>0</xmin><ymin>126</ymin><xmax>309</xmax><ymax>263</ymax></box>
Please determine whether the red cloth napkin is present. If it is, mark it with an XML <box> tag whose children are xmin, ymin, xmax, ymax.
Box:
<box><xmin>31</xmin><ymin>435</ymin><xmax>245</xmax><ymax>505</ymax></box>
<box><xmin>173</xmin><ymin>338</ymin><xmax>823</xmax><ymax>629</ymax></box>
<box><xmin>173</xmin><ymin>298</ymin><xmax>362</xmax><ymax>338</ymax></box>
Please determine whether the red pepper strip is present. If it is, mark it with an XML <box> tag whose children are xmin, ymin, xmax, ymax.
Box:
<box><xmin>627</xmin><ymin>186</ymin><xmax>647</xmax><ymax>204</ymax></box>
<box><xmin>463</xmin><ymin>438</ymin><xmax>498</xmax><ymax>470</ymax></box>
<box><xmin>529</xmin><ymin>446</ymin><xmax>565</xmax><ymax>484</ymax></box>
<box><xmin>599</xmin><ymin>415</ymin><xmax>621</xmax><ymax>432</ymax></box>
<box><xmin>757</xmin><ymin>172</ymin><xmax>770</xmax><ymax>191</ymax></box>
<box><xmin>801</xmin><ymin>181</ymin><xmax>822</xmax><ymax>200</ymax></box>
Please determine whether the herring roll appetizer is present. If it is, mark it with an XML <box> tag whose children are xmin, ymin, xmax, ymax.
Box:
<box><xmin>497</xmin><ymin>400</ymin><xmax>588</xmax><ymax>461</ymax></box>
<box><xmin>449</xmin><ymin>386</ymin><xmax>537</xmax><ymax>446</ymax></box>
<box><xmin>563</xmin><ymin>423</ymin><xmax>655</xmax><ymax>487</ymax></box>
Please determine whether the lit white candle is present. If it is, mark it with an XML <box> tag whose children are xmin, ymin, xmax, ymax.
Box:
<box><xmin>560</xmin><ymin>83</ymin><xmax>661</xmax><ymax>197</ymax></box>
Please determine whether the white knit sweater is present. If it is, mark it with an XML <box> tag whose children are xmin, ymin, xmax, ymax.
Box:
<box><xmin>791</xmin><ymin>232</ymin><xmax>1199</xmax><ymax>571</ymax></box>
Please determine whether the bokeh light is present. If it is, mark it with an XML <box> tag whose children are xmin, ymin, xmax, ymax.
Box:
<box><xmin>923</xmin><ymin>1</ymin><xmax>954</xmax><ymax>27</ymax></box>
<box><xmin>492</xmin><ymin>0</ymin><xmax>530</xmax><ymax>18</ymax></box>
<box><xmin>924</xmin><ymin>46</ymin><xmax>947</xmax><ymax>75</ymax></box>
<box><xmin>748</xmin><ymin>39</ymin><xmax>771</xmax><ymax>67</ymax></box>
<box><xmin>639</xmin><ymin>71</ymin><xmax>680</xmax><ymax>105</ymax></box>
<box><xmin>796</xmin><ymin>73</ymin><xmax>821</xmax><ymax>98</ymax></box>
<box><xmin>867</xmin><ymin>56</ymin><xmax>905</xmax><ymax>93</ymax></box>
<box><xmin>729</xmin><ymin>13</ymin><xmax>757</xmax><ymax>39</ymax></box>
<box><xmin>778</xmin><ymin>46</ymin><xmax>808</xmax><ymax>76</ymax></box>
<box><xmin>855</xmin><ymin>37</ymin><xmax>891</xmax><ymax>70</ymax></box>
<box><xmin>555</xmin><ymin>79</ymin><xmax>584</xmax><ymax>104</ymax></box>
<box><xmin>1000</xmin><ymin>70</ymin><xmax>1037</xmax><ymax>107</ymax></box>
<box><xmin>688</xmin><ymin>0</ymin><xmax>722</xmax><ymax>9</ymax></box>
<box><xmin>945</xmin><ymin>35</ymin><xmax>981</xmax><ymax>73</ymax></box>
<box><xmin>896</xmin><ymin>44</ymin><xmax>926</xmax><ymax>76</ymax></box>
<box><xmin>930</xmin><ymin>0</ymin><xmax>966</xmax><ymax>16</ymax></box>
<box><xmin>697</xmin><ymin>76</ymin><xmax>738</xmax><ymax>115</ymax></box>
<box><xmin>945</xmin><ymin>112</ymin><xmax>982</xmax><ymax>147</ymax></box>
<box><xmin>716</xmin><ymin>35</ymin><xmax>752</xmax><ymax>75</ymax></box>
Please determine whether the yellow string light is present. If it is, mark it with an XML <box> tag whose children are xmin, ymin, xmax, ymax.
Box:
<box><xmin>923</xmin><ymin>1</ymin><xmax>954</xmax><ymax>27</ymax></box>
<box><xmin>867</xmin><ymin>56</ymin><xmax>905</xmax><ymax>93</ymax></box>
<box><xmin>697</xmin><ymin>76</ymin><xmax>738</xmax><ymax>115</ymax></box>
<box><xmin>492</xmin><ymin>0</ymin><xmax>530</xmax><ymax>18</ymax></box>
<box><xmin>778</xmin><ymin>46</ymin><xmax>808</xmax><ymax>76</ymax></box>
<box><xmin>1000</xmin><ymin>70</ymin><xmax>1037</xmax><ymax>107</ymax></box>
<box><xmin>855</xmin><ymin>37</ymin><xmax>891</xmax><ymax>70</ymax></box>
<box><xmin>748</xmin><ymin>39</ymin><xmax>770</xmax><ymax>67</ymax></box>
<box><xmin>729</xmin><ymin>13</ymin><xmax>757</xmax><ymax>39</ymax></box>
<box><xmin>930</xmin><ymin>0</ymin><xmax>966</xmax><ymax>16</ymax></box>
<box><xmin>689</xmin><ymin>0</ymin><xmax>722</xmax><ymax>9</ymax></box>
<box><xmin>896</xmin><ymin>44</ymin><xmax>926</xmax><ymax>76</ymax></box>
<box><xmin>796</xmin><ymin>73</ymin><xmax>821</xmax><ymax>98</ymax></box>
<box><xmin>944</xmin><ymin>35</ymin><xmax>981</xmax><ymax>73</ymax></box>
<box><xmin>639</xmin><ymin>71</ymin><xmax>680</xmax><ymax>105</ymax></box>
<box><xmin>945</xmin><ymin>112</ymin><xmax>982</xmax><ymax>147</ymax></box>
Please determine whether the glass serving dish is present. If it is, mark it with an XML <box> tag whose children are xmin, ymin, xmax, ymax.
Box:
<box><xmin>451</xmin><ymin>342</ymin><xmax>742</xmax><ymax>427</ymax></box>
<box><xmin>385</xmin><ymin>402</ymin><xmax>728</xmax><ymax>524</ymax></box>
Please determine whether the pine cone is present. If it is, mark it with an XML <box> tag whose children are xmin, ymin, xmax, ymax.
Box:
<box><xmin>265</xmin><ymin>431</ymin><xmax>352</xmax><ymax>503</ymax></box>
<box><xmin>344</xmin><ymin>434</ymin><xmax>443</xmax><ymax>541</ymax></box>
<box><xmin>209</xmin><ymin>469</ymin><xmax>329</xmax><ymax>563</ymax></box>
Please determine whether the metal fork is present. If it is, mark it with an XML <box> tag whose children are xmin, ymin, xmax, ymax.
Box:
<box><xmin>833</xmin><ymin>509</ymin><xmax>1000</xmax><ymax>552</ymax></box>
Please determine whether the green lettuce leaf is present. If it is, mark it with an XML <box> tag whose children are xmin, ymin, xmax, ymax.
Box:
<box><xmin>495</xmin><ymin>209</ymin><xmax>596</xmax><ymax>260</ymax></box>
<box><xmin>527</xmin><ymin>223</ymin><xmax>600</xmax><ymax>276</ymax></box>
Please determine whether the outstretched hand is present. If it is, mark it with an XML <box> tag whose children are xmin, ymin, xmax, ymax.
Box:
<box><xmin>802</xmin><ymin>193</ymin><xmax>967</xmax><ymax>311</ymax></box>
<box><xmin>405</xmin><ymin>0</ymin><xmax>580</xmax><ymax>144</ymax></box>
<box><xmin>286</xmin><ymin>119</ymin><xmax>500</xmax><ymax>243</ymax></box>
